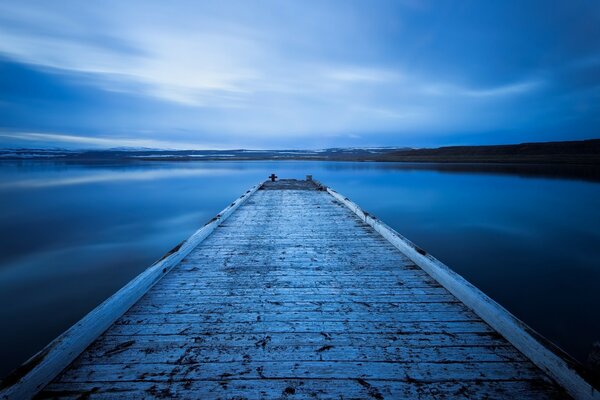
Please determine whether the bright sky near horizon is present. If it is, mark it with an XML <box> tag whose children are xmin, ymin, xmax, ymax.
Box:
<box><xmin>0</xmin><ymin>0</ymin><xmax>599</xmax><ymax>149</ymax></box>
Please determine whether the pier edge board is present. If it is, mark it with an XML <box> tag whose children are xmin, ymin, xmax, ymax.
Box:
<box><xmin>0</xmin><ymin>181</ymin><xmax>264</xmax><ymax>400</ymax></box>
<box><xmin>326</xmin><ymin>185</ymin><xmax>599</xmax><ymax>400</ymax></box>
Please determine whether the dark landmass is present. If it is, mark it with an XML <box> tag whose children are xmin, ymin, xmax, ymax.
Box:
<box><xmin>1</xmin><ymin>139</ymin><xmax>599</xmax><ymax>165</ymax></box>
<box><xmin>370</xmin><ymin>162</ymin><xmax>600</xmax><ymax>183</ymax></box>
<box><xmin>378</xmin><ymin>139</ymin><xmax>600</xmax><ymax>165</ymax></box>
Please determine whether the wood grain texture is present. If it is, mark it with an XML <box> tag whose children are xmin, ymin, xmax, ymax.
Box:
<box><xmin>36</xmin><ymin>180</ymin><xmax>571</xmax><ymax>399</ymax></box>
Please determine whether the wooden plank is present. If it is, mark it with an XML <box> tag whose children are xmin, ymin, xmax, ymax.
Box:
<box><xmin>72</xmin><ymin>343</ymin><xmax>528</xmax><ymax>365</ymax></box>
<box><xmin>90</xmin><ymin>332</ymin><xmax>513</xmax><ymax>348</ymax></box>
<box><xmin>128</xmin><ymin>301</ymin><xmax>470</xmax><ymax>315</ymax></box>
<box><xmin>137</xmin><ymin>294</ymin><xmax>459</xmax><ymax>303</ymax></box>
<box><xmin>145</xmin><ymin>287</ymin><xmax>450</xmax><ymax>296</ymax></box>
<box><xmin>41</xmin><ymin>379</ymin><xmax>565</xmax><ymax>400</ymax></box>
<box><xmin>113</xmin><ymin>310</ymin><xmax>480</xmax><ymax>324</ymax></box>
<box><xmin>54</xmin><ymin>360</ymin><xmax>547</xmax><ymax>383</ymax></box>
<box><xmin>102</xmin><ymin>320</ymin><xmax>496</xmax><ymax>336</ymax></box>
<box><xmin>0</xmin><ymin>183</ymin><xmax>263</xmax><ymax>400</ymax></box>
<box><xmin>166</xmin><ymin>271</ymin><xmax>432</xmax><ymax>279</ymax></box>
<box><xmin>154</xmin><ymin>277</ymin><xmax>438</xmax><ymax>286</ymax></box>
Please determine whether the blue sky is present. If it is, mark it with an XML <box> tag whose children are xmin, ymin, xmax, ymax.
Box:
<box><xmin>0</xmin><ymin>0</ymin><xmax>599</xmax><ymax>149</ymax></box>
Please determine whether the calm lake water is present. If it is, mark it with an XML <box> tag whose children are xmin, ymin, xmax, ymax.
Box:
<box><xmin>0</xmin><ymin>160</ymin><xmax>599</xmax><ymax>377</ymax></box>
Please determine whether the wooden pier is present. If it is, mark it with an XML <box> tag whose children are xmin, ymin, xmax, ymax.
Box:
<box><xmin>1</xmin><ymin>178</ymin><xmax>598</xmax><ymax>399</ymax></box>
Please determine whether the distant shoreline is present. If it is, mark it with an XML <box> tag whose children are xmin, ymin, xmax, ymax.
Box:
<box><xmin>1</xmin><ymin>138</ymin><xmax>599</xmax><ymax>165</ymax></box>
<box><xmin>375</xmin><ymin>138</ymin><xmax>600</xmax><ymax>165</ymax></box>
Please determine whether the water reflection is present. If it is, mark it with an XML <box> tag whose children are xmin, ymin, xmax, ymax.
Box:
<box><xmin>0</xmin><ymin>160</ymin><xmax>599</xmax><ymax>377</ymax></box>
<box><xmin>0</xmin><ymin>166</ymin><xmax>234</xmax><ymax>189</ymax></box>
<box><xmin>311</xmin><ymin>160</ymin><xmax>600</xmax><ymax>182</ymax></box>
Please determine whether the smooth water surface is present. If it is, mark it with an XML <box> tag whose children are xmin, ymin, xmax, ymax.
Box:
<box><xmin>0</xmin><ymin>160</ymin><xmax>599</xmax><ymax>377</ymax></box>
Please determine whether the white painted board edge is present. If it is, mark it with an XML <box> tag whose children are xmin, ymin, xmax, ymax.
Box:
<box><xmin>0</xmin><ymin>182</ymin><xmax>263</xmax><ymax>400</ymax></box>
<box><xmin>327</xmin><ymin>186</ymin><xmax>599</xmax><ymax>400</ymax></box>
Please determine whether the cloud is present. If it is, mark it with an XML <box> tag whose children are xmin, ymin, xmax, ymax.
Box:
<box><xmin>422</xmin><ymin>80</ymin><xmax>542</xmax><ymax>98</ymax></box>
<box><xmin>461</xmin><ymin>81</ymin><xmax>542</xmax><ymax>98</ymax></box>
<box><xmin>324</xmin><ymin>67</ymin><xmax>402</xmax><ymax>83</ymax></box>
<box><xmin>0</xmin><ymin>2</ymin><xmax>414</xmax><ymax>110</ymax></box>
<box><xmin>0</xmin><ymin>2</ymin><xmax>267</xmax><ymax>107</ymax></box>
<box><xmin>0</xmin><ymin>132</ymin><xmax>219</xmax><ymax>150</ymax></box>
<box><xmin>0</xmin><ymin>1</ymin><xmax>598</xmax><ymax>147</ymax></box>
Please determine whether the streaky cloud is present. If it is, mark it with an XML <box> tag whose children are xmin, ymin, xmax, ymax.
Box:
<box><xmin>0</xmin><ymin>0</ymin><xmax>599</xmax><ymax>147</ymax></box>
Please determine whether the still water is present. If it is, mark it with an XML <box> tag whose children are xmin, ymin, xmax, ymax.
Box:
<box><xmin>0</xmin><ymin>160</ymin><xmax>599</xmax><ymax>377</ymax></box>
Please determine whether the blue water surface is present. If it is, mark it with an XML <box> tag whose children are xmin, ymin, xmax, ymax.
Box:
<box><xmin>0</xmin><ymin>160</ymin><xmax>599</xmax><ymax>377</ymax></box>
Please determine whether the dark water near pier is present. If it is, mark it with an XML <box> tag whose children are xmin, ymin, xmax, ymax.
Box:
<box><xmin>0</xmin><ymin>160</ymin><xmax>599</xmax><ymax>377</ymax></box>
